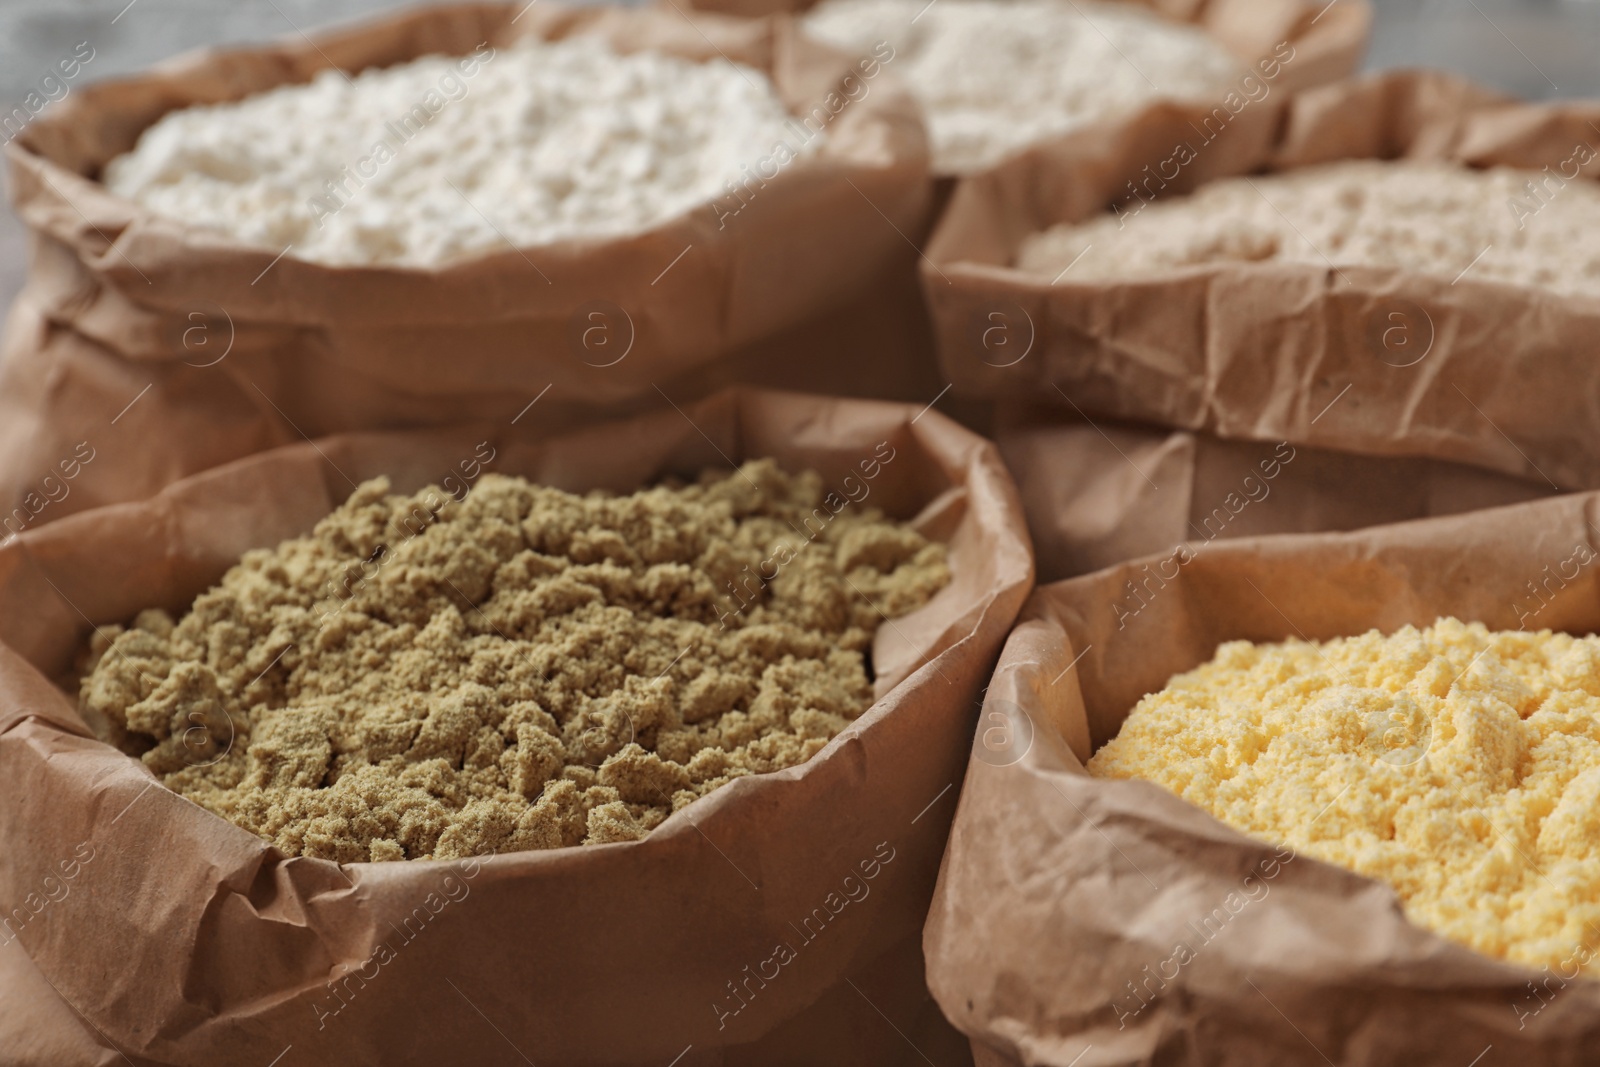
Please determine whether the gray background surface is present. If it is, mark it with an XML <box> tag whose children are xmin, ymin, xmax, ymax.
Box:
<box><xmin>1</xmin><ymin>0</ymin><xmax>1596</xmax><ymax>309</ymax></box>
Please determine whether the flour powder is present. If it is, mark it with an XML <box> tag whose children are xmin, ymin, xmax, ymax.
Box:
<box><xmin>103</xmin><ymin>35</ymin><xmax>813</xmax><ymax>267</ymax></box>
<box><xmin>801</xmin><ymin>0</ymin><xmax>1242</xmax><ymax>174</ymax></box>
<box><xmin>79</xmin><ymin>461</ymin><xmax>950</xmax><ymax>861</ymax></box>
<box><xmin>1018</xmin><ymin>160</ymin><xmax>1600</xmax><ymax>296</ymax></box>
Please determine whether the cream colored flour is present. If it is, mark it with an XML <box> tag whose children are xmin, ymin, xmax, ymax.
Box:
<box><xmin>1018</xmin><ymin>160</ymin><xmax>1600</xmax><ymax>296</ymax></box>
<box><xmin>1090</xmin><ymin>618</ymin><xmax>1600</xmax><ymax>972</ymax></box>
<box><xmin>801</xmin><ymin>0</ymin><xmax>1242</xmax><ymax>174</ymax></box>
<box><xmin>81</xmin><ymin>462</ymin><xmax>948</xmax><ymax>862</ymax></box>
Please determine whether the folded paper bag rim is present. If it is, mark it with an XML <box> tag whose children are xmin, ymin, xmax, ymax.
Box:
<box><xmin>0</xmin><ymin>386</ymin><xmax>1034</xmax><ymax>1067</ymax></box>
<box><xmin>925</xmin><ymin>491</ymin><xmax>1600</xmax><ymax>1066</ymax></box>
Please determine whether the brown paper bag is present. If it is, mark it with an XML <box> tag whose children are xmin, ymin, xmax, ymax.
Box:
<box><xmin>996</xmin><ymin>407</ymin><xmax>1556</xmax><ymax>582</ymax></box>
<box><xmin>0</xmin><ymin>944</ymin><xmax>124</xmax><ymax>1067</ymax></box>
<box><xmin>0</xmin><ymin>2</ymin><xmax>933</xmax><ymax>535</ymax></box>
<box><xmin>0</xmin><ymin>387</ymin><xmax>1032</xmax><ymax>1067</ymax></box>
<box><xmin>676</xmin><ymin>0</ymin><xmax>1373</xmax><ymax>175</ymax></box>
<box><xmin>924</xmin><ymin>493</ymin><xmax>1600</xmax><ymax>1065</ymax></box>
<box><xmin>926</xmin><ymin>70</ymin><xmax>1600</xmax><ymax>489</ymax></box>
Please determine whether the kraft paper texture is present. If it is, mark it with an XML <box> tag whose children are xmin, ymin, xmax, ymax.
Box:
<box><xmin>0</xmin><ymin>388</ymin><xmax>1033</xmax><ymax>1067</ymax></box>
<box><xmin>996</xmin><ymin>405</ymin><xmax>1556</xmax><ymax>582</ymax></box>
<box><xmin>680</xmin><ymin>0</ymin><xmax>1372</xmax><ymax>177</ymax></box>
<box><xmin>925</xmin><ymin>493</ymin><xmax>1600</xmax><ymax>1065</ymax></box>
<box><xmin>925</xmin><ymin>70</ymin><xmax>1600</xmax><ymax>489</ymax></box>
<box><xmin>0</xmin><ymin>1</ymin><xmax>934</xmax><ymax>533</ymax></box>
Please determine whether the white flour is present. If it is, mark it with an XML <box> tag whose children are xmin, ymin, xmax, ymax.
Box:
<box><xmin>1017</xmin><ymin>160</ymin><xmax>1600</xmax><ymax>296</ymax></box>
<box><xmin>801</xmin><ymin>0</ymin><xmax>1241</xmax><ymax>174</ymax></box>
<box><xmin>103</xmin><ymin>35</ymin><xmax>812</xmax><ymax>267</ymax></box>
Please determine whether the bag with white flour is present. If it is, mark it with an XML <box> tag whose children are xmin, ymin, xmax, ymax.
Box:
<box><xmin>0</xmin><ymin>2</ymin><xmax>932</xmax><ymax>536</ymax></box>
<box><xmin>679</xmin><ymin>0</ymin><xmax>1371</xmax><ymax>176</ymax></box>
<box><xmin>926</xmin><ymin>71</ymin><xmax>1600</xmax><ymax>490</ymax></box>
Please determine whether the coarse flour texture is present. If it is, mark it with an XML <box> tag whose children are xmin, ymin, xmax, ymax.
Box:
<box><xmin>103</xmin><ymin>36</ymin><xmax>810</xmax><ymax>267</ymax></box>
<box><xmin>1019</xmin><ymin>160</ymin><xmax>1600</xmax><ymax>296</ymax></box>
<box><xmin>80</xmin><ymin>462</ymin><xmax>949</xmax><ymax>861</ymax></box>
<box><xmin>1089</xmin><ymin>618</ymin><xmax>1600</xmax><ymax>972</ymax></box>
<box><xmin>802</xmin><ymin>0</ymin><xmax>1240</xmax><ymax>174</ymax></box>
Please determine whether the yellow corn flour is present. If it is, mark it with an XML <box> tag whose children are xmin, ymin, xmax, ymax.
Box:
<box><xmin>80</xmin><ymin>460</ymin><xmax>948</xmax><ymax>862</ymax></box>
<box><xmin>1089</xmin><ymin>618</ymin><xmax>1600</xmax><ymax>972</ymax></box>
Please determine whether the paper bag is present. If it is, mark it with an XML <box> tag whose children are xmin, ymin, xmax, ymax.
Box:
<box><xmin>0</xmin><ymin>2</ymin><xmax>933</xmax><ymax>534</ymax></box>
<box><xmin>996</xmin><ymin>406</ymin><xmax>1555</xmax><ymax>581</ymax></box>
<box><xmin>0</xmin><ymin>387</ymin><xmax>1032</xmax><ymax>1067</ymax></box>
<box><xmin>925</xmin><ymin>70</ymin><xmax>1600</xmax><ymax>489</ymax></box>
<box><xmin>678</xmin><ymin>0</ymin><xmax>1372</xmax><ymax>178</ymax></box>
<box><xmin>925</xmin><ymin>492</ymin><xmax>1600</xmax><ymax>1065</ymax></box>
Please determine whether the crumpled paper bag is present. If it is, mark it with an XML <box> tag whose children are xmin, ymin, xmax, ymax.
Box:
<box><xmin>677</xmin><ymin>0</ymin><xmax>1372</xmax><ymax>178</ymax></box>
<box><xmin>996</xmin><ymin>405</ymin><xmax>1555</xmax><ymax>582</ymax></box>
<box><xmin>0</xmin><ymin>1</ymin><xmax>933</xmax><ymax>533</ymax></box>
<box><xmin>0</xmin><ymin>387</ymin><xmax>1032</xmax><ymax>1067</ymax></box>
<box><xmin>925</xmin><ymin>491</ymin><xmax>1600</xmax><ymax>1065</ymax></box>
<box><xmin>926</xmin><ymin>70</ymin><xmax>1600</xmax><ymax>489</ymax></box>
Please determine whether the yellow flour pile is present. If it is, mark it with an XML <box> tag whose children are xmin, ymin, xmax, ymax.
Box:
<box><xmin>80</xmin><ymin>461</ymin><xmax>949</xmax><ymax>862</ymax></box>
<box><xmin>1089</xmin><ymin>618</ymin><xmax>1600</xmax><ymax>971</ymax></box>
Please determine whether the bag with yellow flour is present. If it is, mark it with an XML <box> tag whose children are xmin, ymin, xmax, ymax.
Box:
<box><xmin>924</xmin><ymin>493</ymin><xmax>1600</xmax><ymax>1066</ymax></box>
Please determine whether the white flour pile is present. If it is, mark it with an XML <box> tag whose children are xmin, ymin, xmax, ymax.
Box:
<box><xmin>802</xmin><ymin>0</ymin><xmax>1241</xmax><ymax>174</ymax></box>
<box><xmin>103</xmin><ymin>36</ymin><xmax>812</xmax><ymax>267</ymax></box>
<box><xmin>1017</xmin><ymin>160</ymin><xmax>1600</xmax><ymax>296</ymax></box>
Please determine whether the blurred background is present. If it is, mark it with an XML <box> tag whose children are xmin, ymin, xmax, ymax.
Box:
<box><xmin>0</xmin><ymin>0</ymin><xmax>1596</xmax><ymax>307</ymax></box>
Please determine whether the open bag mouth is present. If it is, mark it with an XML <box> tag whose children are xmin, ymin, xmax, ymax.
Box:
<box><xmin>921</xmin><ymin>69</ymin><xmax>1600</xmax><ymax>494</ymax></box>
<box><xmin>2</xmin><ymin>0</ymin><xmax>933</xmax><ymax>346</ymax></box>
<box><xmin>683</xmin><ymin>0</ymin><xmax>1374</xmax><ymax>178</ymax></box>
<box><xmin>926</xmin><ymin>487</ymin><xmax>1600</xmax><ymax>1065</ymax></box>
<box><xmin>0</xmin><ymin>387</ymin><xmax>1033</xmax><ymax>1065</ymax></box>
